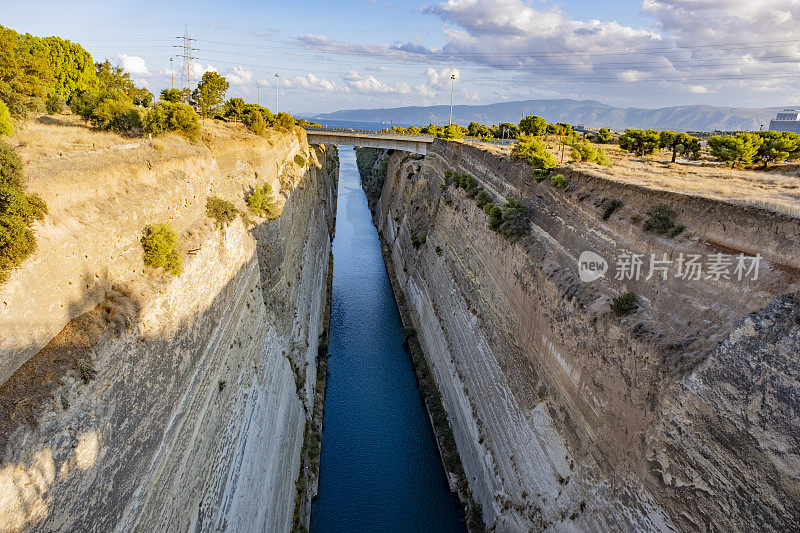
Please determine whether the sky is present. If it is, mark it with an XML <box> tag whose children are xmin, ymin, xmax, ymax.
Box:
<box><xmin>4</xmin><ymin>0</ymin><xmax>800</xmax><ymax>115</ymax></box>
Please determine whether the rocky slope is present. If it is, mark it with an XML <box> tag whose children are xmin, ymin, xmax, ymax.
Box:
<box><xmin>360</xmin><ymin>140</ymin><xmax>800</xmax><ymax>531</ymax></box>
<box><xmin>0</xmin><ymin>123</ymin><xmax>338</xmax><ymax>532</ymax></box>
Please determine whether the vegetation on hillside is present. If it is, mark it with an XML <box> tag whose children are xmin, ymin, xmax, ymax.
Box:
<box><xmin>191</xmin><ymin>71</ymin><xmax>228</xmax><ymax>120</ymax></box>
<box><xmin>643</xmin><ymin>203</ymin><xmax>685</xmax><ymax>237</ymax></box>
<box><xmin>141</xmin><ymin>223</ymin><xmax>182</xmax><ymax>275</ymax></box>
<box><xmin>618</xmin><ymin>129</ymin><xmax>661</xmax><ymax>157</ymax></box>
<box><xmin>610</xmin><ymin>292</ymin><xmax>639</xmax><ymax>316</ymax></box>
<box><xmin>142</xmin><ymin>101</ymin><xmax>200</xmax><ymax>140</ymax></box>
<box><xmin>246</xmin><ymin>182</ymin><xmax>280</xmax><ymax>219</ymax></box>
<box><xmin>206</xmin><ymin>196</ymin><xmax>239</xmax><ymax>226</ymax></box>
<box><xmin>0</xmin><ymin>141</ymin><xmax>47</xmax><ymax>283</ymax></box>
<box><xmin>513</xmin><ymin>135</ymin><xmax>557</xmax><ymax>169</ymax></box>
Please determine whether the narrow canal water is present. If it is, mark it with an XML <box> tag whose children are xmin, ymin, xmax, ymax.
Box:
<box><xmin>310</xmin><ymin>149</ymin><xmax>466</xmax><ymax>532</ymax></box>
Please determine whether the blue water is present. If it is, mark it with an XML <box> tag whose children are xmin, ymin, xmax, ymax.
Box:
<box><xmin>310</xmin><ymin>149</ymin><xmax>466</xmax><ymax>533</ymax></box>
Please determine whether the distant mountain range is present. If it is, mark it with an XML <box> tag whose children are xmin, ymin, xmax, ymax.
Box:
<box><xmin>314</xmin><ymin>99</ymin><xmax>790</xmax><ymax>133</ymax></box>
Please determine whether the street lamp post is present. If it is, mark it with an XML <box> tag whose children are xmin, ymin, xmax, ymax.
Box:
<box><xmin>449</xmin><ymin>74</ymin><xmax>456</xmax><ymax>126</ymax></box>
<box><xmin>170</xmin><ymin>58</ymin><xmax>173</xmax><ymax>89</ymax></box>
<box><xmin>257</xmin><ymin>84</ymin><xmax>260</xmax><ymax>106</ymax></box>
<box><xmin>274</xmin><ymin>73</ymin><xmax>280</xmax><ymax>114</ymax></box>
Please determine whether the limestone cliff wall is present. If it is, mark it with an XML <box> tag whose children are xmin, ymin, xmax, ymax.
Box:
<box><xmin>366</xmin><ymin>140</ymin><xmax>800</xmax><ymax>531</ymax></box>
<box><xmin>0</xmin><ymin>125</ymin><xmax>338</xmax><ymax>532</ymax></box>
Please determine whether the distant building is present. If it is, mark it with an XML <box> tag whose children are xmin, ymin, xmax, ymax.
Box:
<box><xmin>768</xmin><ymin>110</ymin><xmax>800</xmax><ymax>133</ymax></box>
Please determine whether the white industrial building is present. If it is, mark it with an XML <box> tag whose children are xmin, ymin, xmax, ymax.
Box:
<box><xmin>768</xmin><ymin>110</ymin><xmax>800</xmax><ymax>133</ymax></box>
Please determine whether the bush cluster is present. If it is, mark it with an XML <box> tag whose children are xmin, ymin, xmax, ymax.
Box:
<box><xmin>570</xmin><ymin>140</ymin><xmax>610</xmax><ymax>165</ymax></box>
<box><xmin>141</xmin><ymin>223</ymin><xmax>182</xmax><ymax>275</ymax></box>
<box><xmin>410</xmin><ymin>232</ymin><xmax>427</xmax><ymax>248</ymax></box>
<box><xmin>246</xmin><ymin>182</ymin><xmax>280</xmax><ymax>219</ymax></box>
<box><xmin>513</xmin><ymin>135</ymin><xmax>557</xmax><ymax>169</ymax></box>
<box><xmin>550</xmin><ymin>173</ymin><xmax>568</xmax><ymax>188</ymax></box>
<box><xmin>490</xmin><ymin>198</ymin><xmax>530</xmax><ymax>239</ymax></box>
<box><xmin>142</xmin><ymin>101</ymin><xmax>200</xmax><ymax>141</ymax></box>
<box><xmin>444</xmin><ymin>168</ymin><xmax>530</xmax><ymax>241</ymax></box>
<box><xmin>643</xmin><ymin>203</ymin><xmax>684</xmax><ymax>237</ymax></box>
<box><xmin>90</xmin><ymin>98</ymin><xmax>142</xmax><ymax>133</ymax></box>
<box><xmin>610</xmin><ymin>292</ymin><xmax>639</xmax><ymax>316</ymax></box>
<box><xmin>601</xmin><ymin>198</ymin><xmax>623</xmax><ymax>220</ymax></box>
<box><xmin>206</xmin><ymin>196</ymin><xmax>238</xmax><ymax>226</ymax></box>
<box><xmin>0</xmin><ymin>101</ymin><xmax>12</xmax><ymax>137</ymax></box>
<box><xmin>445</xmin><ymin>170</ymin><xmax>480</xmax><ymax>196</ymax></box>
<box><xmin>0</xmin><ymin>141</ymin><xmax>47</xmax><ymax>283</ymax></box>
<box><xmin>45</xmin><ymin>93</ymin><xmax>65</xmax><ymax>115</ymax></box>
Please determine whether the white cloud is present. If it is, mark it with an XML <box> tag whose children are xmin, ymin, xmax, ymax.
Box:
<box><xmin>342</xmin><ymin>71</ymin><xmax>436</xmax><ymax>99</ymax></box>
<box><xmin>426</xmin><ymin>67</ymin><xmax>461</xmax><ymax>90</ymax></box>
<box><xmin>343</xmin><ymin>71</ymin><xmax>398</xmax><ymax>94</ymax></box>
<box><xmin>226</xmin><ymin>66</ymin><xmax>253</xmax><ymax>85</ymax></box>
<box><xmin>117</xmin><ymin>54</ymin><xmax>150</xmax><ymax>77</ymax></box>
<box><xmin>284</xmin><ymin>73</ymin><xmax>338</xmax><ymax>92</ymax></box>
<box><xmin>289</xmin><ymin>0</ymin><xmax>800</xmax><ymax>107</ymax></box>
<box><xmin>190</xmin><ymin>63</ymin><xmax>217</xmax><ymax>79</ymax></box>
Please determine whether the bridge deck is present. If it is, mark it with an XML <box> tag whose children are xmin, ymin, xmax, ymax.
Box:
<box><xmin>305</xmin><ymin>129</ymin><xmax>434</xmax><ymax>154</ymax></box>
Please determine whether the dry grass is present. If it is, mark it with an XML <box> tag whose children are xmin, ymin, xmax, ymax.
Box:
<box><xmin>8</xmin><ymin>114</ymin><xmax>140</xmax><ymax>165</ymax></box>
<box><xmin>467</xmin><ymin>138</ymin><xmax>800</xmax><ymax>218</ymax></box>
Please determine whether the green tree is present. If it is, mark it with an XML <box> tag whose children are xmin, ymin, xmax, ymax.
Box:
<box><xmin>160</xmin><ymin>88</ymin><xmax>188</xmax><ymax>103</ymax></box>
<box><xmin>519</xmin><ymin>115</ymin><xmax>547</xmax><ymax>136</ymax></box>
<box><xmin>273</xmin><ymin>112</ymin><xmax>295</xmax><ymax>131</ymax></box>
<box><xmin>0</xmin><ymin>100</ymin><xmax>12</xmax><ymax>136</ymax></box>
<box><xmin>513</xmin><ymin>135</ymin><xmax>557</xmax><ymax>169</ymax></box>
<box><xmin>90</xmin><ymin>99</ymin><xmax>141</xmax><ymax>132</ymax></box>
<box><xmin>41</xmin><ymin>36</ymin><xmax>98</xmax><ymax>101</ymax></box>
<box><xmin>467</xmin><ymin>121</ymin><xmax>492</xmax><ymax>138</ymax></box>
<box><xmin>618</xmin><ymin>129</ymin><xmax>660</xmax><ymax>157</ymax></box>
<box><xmin>45</xmin><ymin>93</ymin><xmax>64</xmax><ymax>114</ymax></box>
<box><xmin>570</xmin><ymin>140</ymin><xmax>610</xmax><ymax>165</ymax></box>
<box><xmin>143</xmin><ymin>101</ymin><xmax>200</xmax><ymax>140</ymax></box>
<box><xmin>659</xmin><ymin>131</ymin><xmax>701</xmax><ymax>162</ymax></box>
<box><xmin>708</xmin><ymin>133</ymin><xmax>762</xmax><ymax>168</ymax></box>
<box><xmin>243</xmin><ymin>107</ymin><xmax>266</xmax><ymax>135</ymax></box>
<box><xmin>1</xmin><ymin>140</ymin><xmax>47</xmax><ymax>283</ymax></box>
<box><xmin>95</xmin><ymin>59</ymin><xmax>151</xmax><ymax>105</ymax></box>
<box><xmin>0</xmin><ymin>26</ymin><xmax>53</xmax><ymax>116</ymax></box>
<box><xmin>494</xmin><ymin>122</ymin><xmax>519</xmax><ymax>139</ymax></box>
<box><xmin>595</xmin><ymin>127</ymin><xmax>612</xmax><ymax>143</ymax></box>
<box><xmin>440</xmin><ymin>123</ymin><xmax>464</xmax><ymax>140</ymax></box>
<box><xmin>498</xmin><ymin>198</ymin><xmax>529</xmax><ymax>238</ymax></box>
<box><xmin>191</xmin><ymin>71</ymin><xmax>229</xmax><ymax>119</ymax></box>
<box><xmin>224</xmin><ymin>97</ymin><xmax>246</xmax><ymax>122</ymax></box>
<box><xmin>756</xmin><ymin>130</ymin><xmax>800</xmax><ymax>168</ymax></box>
<box><xmin>420</xmin><ymin>123</ymin><xmax>439</xmax><ymax>136</ymax></box>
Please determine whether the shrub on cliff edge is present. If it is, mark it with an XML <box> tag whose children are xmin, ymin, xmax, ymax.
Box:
<box><xmin>206</xmin><ymin>196</ymin><xmax>239</xmax><ymax>226</ymax></box>
<box><xmin>610</xmin><ymin>292</ymin><xmax>639</xmax><ymax>316</ymax></box>
<box><xmin>0</xmin><ymin>141</ymin><xmax>47</xmax><ymax>283</ymax></box>
<box><xmin>0</xmin><ymin>101</ymin><xmax>13</xmax><ymax>136</ymax></box>
<box><xmin>141</xmin><ymin>223</ymin><xmax>182</xmax><ymax>275</ymax></box>
<box><xmin>246</xmin><ymin>182</ymin><xmax>280</xmax><ymax>219</ymax></box>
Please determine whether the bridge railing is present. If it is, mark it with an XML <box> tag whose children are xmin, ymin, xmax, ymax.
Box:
<box><xmin>304</xmin><ymin>126</ymin><xmax>434</xmax><ymax>142</ymax></box>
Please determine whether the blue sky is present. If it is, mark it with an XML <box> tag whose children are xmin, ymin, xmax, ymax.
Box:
<box><xmin>4</xmin><ymin>1</ymin><xmax>800</xmax><ymax>114</ymax></box>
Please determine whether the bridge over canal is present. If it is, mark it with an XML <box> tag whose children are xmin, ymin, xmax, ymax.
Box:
<box><xmin>305</xmin><ymin>129</ymin><xmax>434</xmax><ymax>155</ymax></box>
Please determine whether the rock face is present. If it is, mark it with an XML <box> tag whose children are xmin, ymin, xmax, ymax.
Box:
<box><xmin>362</xmin><ymin>140</ymin><xmax>800</xmax><ymax>531</ymax></box>
<box><xmin>0</xmin><ymin>126</ymin><xmax>338</xmax><ymax>531</ymax></box>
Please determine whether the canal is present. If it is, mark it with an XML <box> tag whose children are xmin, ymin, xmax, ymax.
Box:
<box><xmin>310</xmin><ymin>148</ymin><xmax>465</xmax><ymax>532</ymax></box>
